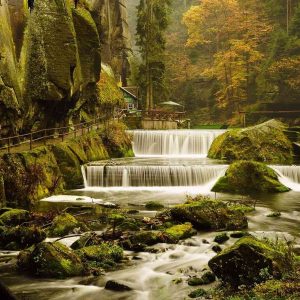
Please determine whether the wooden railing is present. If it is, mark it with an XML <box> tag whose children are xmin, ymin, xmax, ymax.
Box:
<box><xmin>142</xmin><ymin>110</ymin><xmax>186</xmax><ymax>121</ymax></box>
<box><xmin>0</xmin><ymin>117</ymin><xmax>105</xmax><ymax>154</ymax></box>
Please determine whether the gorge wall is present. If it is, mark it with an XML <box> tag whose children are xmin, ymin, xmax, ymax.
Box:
<box><xmin>0</xmin><ymin>0</ymin><xmax>130</xmax><ymax>136</ymax></box>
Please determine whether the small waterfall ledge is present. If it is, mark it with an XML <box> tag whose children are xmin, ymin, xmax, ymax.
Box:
<box><xmin>129</xmin><ymin>129</ymin><xmax>226</xmax><ymax>158</ymax></box>
<box><xmin>81</xmin><ymin>164</ymin><xmax>229</xmax><ymax>192</ymax></box>
<box><xmin>271</xmin><ymin>165</ymin><xmax>300</xmax><ymax>192</ymax></box>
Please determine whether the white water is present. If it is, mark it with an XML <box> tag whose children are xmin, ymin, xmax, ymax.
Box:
<box><xmin>82</xmin><ymin>164</ymin><xmax>228</xmax><ymax>192</ymax></box>
<box><xmin>130</xmin><ymin>129</ymin><xmax>226</xmax><ymax>158</ymax></box>
<box><xmin>271</xmin><ymin>165</ymin><xmax>300</xmax><ymax>192</ymax></box>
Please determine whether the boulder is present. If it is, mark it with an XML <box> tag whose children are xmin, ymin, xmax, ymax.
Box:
<box><xmin>214</xmin><ymin>233</ymin><xmax>229</xmax><ymax>244</ymax></box>
<box><xmin>188</xmin><ymin>271</ymin><xmax>215</xmax><ymax>286</ymax></box>
<box><xmin>208</xmin><ymin>236</ymin><xmax>288</xmax><ymax>287</ymax></box>
<box><xmin>164</xmin><ymin>223</ymin><xmax>196</xmax><ymax>242</ymax></box>
<box><xmin>48</xmin><ymin>213</ymin><xmax>88</xmax><ymax>237</ymax></box>
<box><xmin>105</xmin><ymin>280</ymin><xmax>132</xmax><ymax>292</ymax></box>
<box><xmin>18</xmin><ymin>242</ymin><xmax>84</xmax><ymax>278</ymax></box>
<box><xmin>188</xmin><ymin>288</ymin><xmax>208</xmax><ymax>298</ymax></box>
<box><xmin>0</xmin><ymin>209</ymin><xmax>29</xmax><ymax>226</ymax></box>
<box><xmin>71</xmin><ymin>232</ymin><xmax>103</xmax><ymax>250</ymax></box>
<box><xmin>145</xmin><ymin>201</ymin><xmax>165</xmax><ymax>210</ymax></box>
<box><xmin>212</xmin><ymin>161</ymin><xmax>289</xmax><ymax>194</ymax></box>
<box><xmin>208</xmin><ymin>120</ymin><xmax>293</xmax><ymax>164</ymax></box>
<box><xmin>170</xmin><ymin>198</ymin><xmax>248</xmax><ymax>230</ymax></box>
<box><xmin>0</xmin><ymin>225</ymin><xmax>46</xmax><ymax>250</ymax></box>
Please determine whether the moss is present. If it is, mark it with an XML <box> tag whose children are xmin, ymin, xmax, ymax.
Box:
<box><xmin>188</xmin><ymin>271</ymin><xmax>216</xmax><ymax>286</ymax></box>
<box><xmin>208</xmin><ymin>120</ymin><xmax>293</xmax><ymax>164</ymax></box>
<box><xmin>165</xmin><ymin>223</ymin><xmax>195</xmax><ymax>242</ymax></box>
<box><xmin>170</xmin><ymin>197</ymin><xmax>248</xmax><ymax>230</ymax></box>
<box><xmin>0</xmin><ymin>225</ymin><xmax>46</xmax><ymax>250</ymax></box>
<box><xmin>188</xmin><ymin>288</ymin><xmax>208</xmax><ymax>298</ymax></box>
<box><xmin>48</xmin><ymin>213</ymin><xmax>87</xmax><ymax>237</ymax></box>
<box><xmin>212</xmin><ymin>161</ymin><xmax>290</xmax><ymax>195</ymax></box>
<box><xmin>71</xmin><ymin>232</ymin><xmax>103</xmax><ymax>250</ymax></box>
<box><xmin>0</xmin><ymin>209</ymin><xmax>29</xmax><ymax>226</ymax></box>
<box><xmin>18</xmin><ymin>242</ymin><xmax>84</xmax><ymax>278</ymax></box>
<box><xmin>145</xmin><ymin>201</ymin><xmax>165</xmax><ymax>210</ymax></box>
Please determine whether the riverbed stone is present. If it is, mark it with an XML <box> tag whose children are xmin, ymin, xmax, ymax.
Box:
<box><xmin>170</xmin><ymin>197</ymin><xmax>248</xmax><ymax>230</ymax></box>
<box><xmin>214</xmin><ymin>233</ymin><xmax>229</xmax><ymax>244</ymax></box>
<box><xmin>0</xmin><ymin>225</ymin><xmax>46</xmax><ymax>250</ymax></box>
<box><xmin>0</xmin><ymin>209</ymin><xmax>30</xmax><ymax>226</ymax></box>
<box><xmin>18</xmin><ymin>242</ymin><xmax>84</xmax><ymax>278</ymax></box>
<box><xmin>71</xmin><ymin>232</ymin><xmax>103</xmax><ymax>250</ymax></box>
<box><xmin>105</xmin><ymin>280</ymin><xmax>132</xmax><ymax>291</ymax></box>
<box><xmin>48</xmin><ymin>213</ymin><xmax>88</xmax><ymax>237</ymax></box>
<box><xmin>208</xmin><ymin>119</ymin><xmax>293</xmax><ymax>164</ymax></box>
<box><xmin>188</xmin><ymin>271</ymin><xmax>216</xmax><ymax>286</ymax></box>
<box><xmin>164</xmin><ymin>223</ymin><xmax>196</xmax><ymax>242</ymax></box>
<box><xmin>212</xmin><ymin>160</ymin><xmax>290</xmax><ymax>194</ymax></box>
<box><xmin>208</xmin><ymin>236</ymin><xmax>288</xmax><ymax>287</ymax></box>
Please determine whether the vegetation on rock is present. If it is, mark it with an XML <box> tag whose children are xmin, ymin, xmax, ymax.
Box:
<box><xmin>212</xmin><ymin>160</ymin><xmax>290</xmax><ymax>194</ymax></box>
<box><xmin>0</xmin><ymin>209</ymin><xmax>29</xmax><ymax>226</ymax></box>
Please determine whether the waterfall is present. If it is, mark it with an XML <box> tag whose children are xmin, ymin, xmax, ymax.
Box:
<box><xmin>130</xmin><ymin>130</ymin><xmax>226</xmax><ymax>157</ymax></box>
<box><xmin>271</xmin><ymin>165</ymin><xmax>300</xmax><ymax>191</ymax></box>
<box><xmin>82</xmin><ymin>164</ymin><xmax>228</xmax><ymax>190</ymax></box>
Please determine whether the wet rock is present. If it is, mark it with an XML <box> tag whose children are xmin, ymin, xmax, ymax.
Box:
<box><xmin>18</xmin><ymin>242</ymin><xmax>84</xmax><ymax>278</ymax></box>
<box><xmin>170</xmin><ymin>197</ymin><xmax>248</xmax><ymax>230</ymax></box>
<box><xmin>164</xmin><ymin>223</ymin><xmax>196</xmax><ymax>243</ymax></box>
<box><xmin>105</xmin><ymin>280</ymin><xmax>132</xmax><ymax>292</ymax></box>
<box><xmin>212</xmin><ymin>245</ymin><xmax>222</xmax><ymax>253</ymax></box>
<box><xmin>214</xmin><ymin>233</ymin><xmax>229</xmax><ymax>244</ymax></box>
<box><xmin>71</xmin><ymin>232</ymin><xmax>103</xmax><ymax>250</ymax></box>
<box><xmin>202</xmin><ymin>239</ymin><xmax>210</xmax><ymax>244</ymax></box>
<box><xmin>212</xmin><ymin>161</ymin><xmax>289</xmax><ymax>194</ymax></box>
<box><xmin>188</xmin><ymin>271</ymin><xmax>215</xmax><ymax>286</ymax></box>
<box><xmin>267</xmin><ymin>211</ymin><xmax>281</xmax><ymax>218</ymax></box>
<box><xmin>48</xmin><ymin>213</ymin><xmax>88</xmax><ymax>237</ymax></box>
<box><xmin>208</xmin><ymin>119</ymin><xmax>293</xmax><ymax>164</ymax></box>
<box><xmin>0</xmin><ymin>209</ymin><xmax>30</xmax><ymax>226</ymax></box>
<box><xmin>188</xmin><ymin>288</ymin><xmax>208</xmax><ymax>298</ymax></box>
<box><xmin>208</xmin><ymin>236</ymin><xmax>288</xmax><ymax>287</ymax></box>
<box><xmin>0</xmin><ymin>225</ymin><xmax>46</xmax><ymax>250</ymax></box>
<box><xmin>0</xmin><ymin>281</ymin><xmax>17</xmax><ymax>300</ymax></box>
<box><xmin>145</xmin><ymin>201</ymin><xmax>164</xmax><ymax>210</ymax></box>
<box><xmin>230</xmin><ymin>231</ymin><xmax>249</xmax><ymax>239</ymax></box>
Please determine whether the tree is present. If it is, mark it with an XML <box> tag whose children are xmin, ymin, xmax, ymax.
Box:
<box><xmin>136</xmin><ymin>0</ymin><xmax>171</xmax><ymax>110</ymax></box>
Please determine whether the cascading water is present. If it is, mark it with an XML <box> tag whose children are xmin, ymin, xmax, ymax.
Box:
<box><xmin>271</xmin><ymin>165</ymin><xmax>300</xmax><ymax>191</ymax></box>
<box><xmin>130</xmin><ymin>129</ymin><xmax>226</xmax><ymax>157</ymax></box>
<box><xmin>82</xmin><ymin>164</ymin><xmax>228</xmax><ymax>191</ymax></box>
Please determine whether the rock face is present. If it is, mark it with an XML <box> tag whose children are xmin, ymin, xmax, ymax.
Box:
<box><xmin>0</xmin><ymin>0</ymin><xmax>130</xmax><ymax>135</ymax></box>
<box><xmin>208</xmin><ymin>120</ymin><xmax>293</xmax><ymax>164</ymax></box>
<box><xmin>18</xmin><ymin>241</ymin><xmax>84</xmax><ymax>278</ymax></box>
<box><xmin>208</xmin><ymin>236</ymin><xmax>288</xmax><ymax>287</ymax></box>
<box><xmin>212</xmin><ymin>161</ymin><xmax>290</xmax><ymax>194</ymax></box>
<box><xmin>169</xmin><ymin>197</ymin><xmax>248</xmax><ymax>230</ymax></box>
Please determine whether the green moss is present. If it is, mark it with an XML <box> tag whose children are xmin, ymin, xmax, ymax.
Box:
<box><xmin>48</xmin><ymin>213</ymin><xmax>87</xmax><ymax>237</ymax></box>
<box><xmin>18</xmin><ymin>242</ymin><xmax>84</xmax><ymax>278</ymax></box>
<box><xmin>188</xmin><ymin>271</ymin><xmax>215</xmax><ymax>286</ymax></box>
<box><xmin>214</xmin><ymin>233</ymin><xmax>229</xmax><ymax>244</ymax></box>
<box><xmin>208</xmin><ymin>120</ymin><xmax>293</xmax><ymax>164</ymax></box>
<box><xmin>188</xmin><ymin>288</ymin><xmax>208</xmax><ymax>298</ymax></box>
<box><xmin>145</xmin><ymin>201</ymin><xmax>165</xmax><ymax>210</ymax></box>
<box><xmin>212</xmin><ymin>161</ymin><xmax>290</xmax><ymax>194</ymax></box>
<box><xmin>165</xmin><ymin>223</ymin><xmax>195</xmax><ymax>241</ymax></box>
<box><xmin>0</xmin><ymin>209</ymin><xmax>29</xmax><ymax>226</ymax></box>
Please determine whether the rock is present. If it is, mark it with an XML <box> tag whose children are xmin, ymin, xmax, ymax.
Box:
<box><xmin>71</xmin><ymin>232</ymin><xmax>103</xmax><ymax>250</ymax></box>
<box><xmin>18</xmin><ymin>242</ymin><xmax>84</xmax><ymax>278</ymax></box>
<box><xmin>0</xmin><ymin>225</ymin><xmax>46</xmax><ymax>250</ymax></box>
<box><xmin>208</xmin><ymin>236</ymin><xmax>288</xmax><ymax>287</ymax></box>
<box><xmin>0</xmin><ymin>209</ymin><xmax>30</xmax><ymax>226</ymax></box>
<box><xmin>202</xmin><ymin>239</ymin><xmax>210</xmax><ymax>244</ymax></box>
<box><xmin>48</xmin><ymin>213</ymin><xmax>88</xmax><ymax>237</ymax></box>
<box><xmin>75</xmin><ymin>243</ymin><xmax>123</xmax><ymax>271</ymax></box>
<box><xmin>188</xmin><ymin>271</ymin><xmax>216</xmax><ymax>286</ymax></box>
<box><xmin>170</xmin><ymin>197</ymin><xmax>248</xmax><ymax>230</ymax></box>
<box><xmin>212</xmin><ymin>161</ymin><xmax>289</xmax><ymax>194</ymax></box>
<box><xmin>145</xmin><ymin>201</ymin><xmax>165</xmax><ymax>210</ymax></box>
<box><xmin>105</xmin><ymin>280</ymin><xmax>132</xmax><ymax>292</ymax></box>
<box><xmin>267</xmin><ymin>212</ymin><xmax>281</xmax><ymax>218</ymax></box>
<box><xmin>164</xmin><ymin>223</ymin><xmax>196</xmax><ymax>242</ymax></box>
<box><xmin>212</xmin><ymin>245</ymin><xmax>222</xmax><ymax>253</ymax></box>
<box><xmin>188</xmin><ymin>288</ymin><xmax>208</xmax><ymax>298</ymax></box>
<box><xmin>208</xmin><ymin>120</ymin><xmax>293</xmax><ymax>164</ymax></box>
<box><xmin>230</xmin><ymin>231</ymin><xmax>249</xmax><ymax>238</ymax></box>
<box><xmin>0</xmin><ymin>281</ymin><xmax>17</xmax><ymax>300</ymax></box>
<box><xmin>214</xmin><ymin>233</ymin><xmax>229</xmax><ymax>244</ymax></box>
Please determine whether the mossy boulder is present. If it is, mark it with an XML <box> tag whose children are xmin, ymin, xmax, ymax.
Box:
<box><xmin>208</xmin><ymin>120</ymin><xmax>293</xmax><ymax>164</ymax></box>
<box><xmin>75</xmin><ymin>243</ymin><xmax>123</xmax><ymax>271</ymax></box>
<box><xmin>48</xmin><ymin>213</ymin><xmax>88</xmax><ymax>237</ymax></box>
<box><xmin>188</xmin><ymin>271</ymin><xmax>216</xmax><ymax>286</ymax></box>
<box><xmin>170</xmin><ymin>198</ymin><xmax>248</xmax><ymax>230</ymax></box>
<box><xmin>212</xmin><ymin>161</ymin><xmax>289</xmax><ymax>194</ymax></box>
<box><xmin>214</xmin><ymin>233</ymin><xmax>229</xmax><ymax>244</ymax></box>
<box><xmin>71</xmin><ymin>232</ymin><xmax>103</xmax><ymax>250</ymax></box>
<box><xmin>164</xmin><ymin>223</ymin><xmax>196</xmax><ymax>242</ymax></box>
<box><xmin>0</xmin><ymin>209</ymin><xmax>29</xmax><ymax>226</ymax></box>
<box><xmin>188</xmin><ymin>288</ymin><xmax>208</xmax><ymax>298</ymax></box>
<box><xmin>0</xmin><ymin>225</ymin><xmax>46</xmax><ymax>250</ymax></box>
<box><xmin>208</xmin><ymin>236</ymin><xmax>288</xmax><ymax>287</ymax></box>
<box><xmin>145</xmin><ymin>201</ymin><xmax>165</xmax><ymax>210</ymax></box>
<box><xmin>18</xmin><ymin>242</ymin><xmax>84</xmax><ymax>278</ymax></box>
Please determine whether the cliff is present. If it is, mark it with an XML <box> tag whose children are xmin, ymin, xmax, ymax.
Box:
<box><xmin>0</xmin><ymin>0</ymin><xmax>130</xmax><ymax>135</ymax></box>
